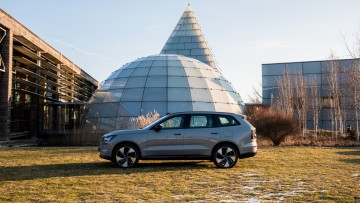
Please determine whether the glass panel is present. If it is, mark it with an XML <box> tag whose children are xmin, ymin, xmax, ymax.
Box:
<box><xmin>199</xmin><ymin>68</ymin><xmax>216</xmax><ymax>78</ymax></box>
<box><xmin>106</xmin><ymin>69</ymin><xmax>122</xmax><ymax>80</ymax></box>
<box><xmin>121</xmin><ymin>88</ymin><xmax>144</xmax><ymax>101</ymax></box>
<box><xmin>168</xmin><ymin>88</ymin><xmax>191</xmax><ymax>101</ymax></box>
<box><xmin>184</xmin><ymin>67</ymin><xmax>203</xmax><ymax>77</ymax></box>
<box><xmin>100</xmin><ymin>79</ymin><xmax>113</xmax><ymax>90</ymax></box>
<box><xmin>191</xmin><ymin>49</ymin><xmax>204</xmax><ymax>55</ymax></box>
<box><xmin>210</xmin><ymin>90</ymin><xmax>229</xmax><ymax>103</ymax></box>
<box><xmin>303</xmin><ymin>62</ymin><xmax>321</xmax><ymax>74</ymax></box>
<box><xmin>143</xmin><ymin>88</ymin><xmax>166</xmax><ymax>101</ymax></box>
<box><xmin>87</xmin><ymin>102</ymin><xmax>119</xmax><ymax>118</ymax></box>
<box><xmin>103</xmin><ymin>89</ymin><xmax>123</xmax><ymax>102</ymax></box>
<box><xmin>192</xmin><ymin>102</ymin><xmax>215</xmax><ymax>111</ymax></box>
<box><xmin>168</xmin><ymin>102</ymin><xmax>192</xmax><ymax>113</ymax></box>
<box><xmin>262</xmin><ymin>64</ymin><xmax>285</xmax><ymax>76</ymax></box>
<box><xmin>190</xmin><ymin>115</ymin><xmax>209</xmax><ymax>128</ymax></box>
<box><xmin>126</xmin><ymin>61</ymin><xmax>141</xmax><ymax>69</ymax></box>
<box><xmin>117</xmin><ymin>69</ymin><xmax>135</xmax><ymax>78</ymax></box>
<box><xmin>168</xmin><ymin>76</ymin><xmax>188</xmax><ymax>87</ymax></box>
<box><xmin>188</xmin><ymin>77</ymin><xmax>208</xmax><ymax>88</ymax></box>
<box><xmin>97</xmin><ymin>117</ymin><xmax>117</xmax><ymax>132</ymax></box>
<box><xmin>216</xmin><ymin>115</ymin><xmax>239</xmax><ymax>127</ymax></box>
<box><xmin>287</xmin><ymin>63</ymin><xmax>302</xmax><ymax>74</ymax></box>
<box><xmin>168</xmin><ymin>60</ymin><xmax>182</xmax><ymax>66</ymax></box>
<box><xmin>262</xmin><ymin>76</ymin><xmax>275</xmax><ymax>87</ymax></box>
<box><xmin>120</xmin><ymin>102</ymin><xmax>141</xmax><ymax>116</ymax></box>
<box><xmin>90</xmin><ymin>92</ymin><xmax>105</xmax><ymax>103</ymax></box>
<box><xmin>185</xmin><ymin>42</ymin><xmax>198</xmax><ymax>49</ymax></box>
<box><xmin>138</xmin><ymin>60</ymin><xmax>154</xmax><ymax>67</ymax></box>
<box><xmin>159</xmin><ymin>115</ymin><xmax>184</xmax><ymax>129</ymax></box>
<box><xmin>180</xmin><ymin>60</ymin><xmax>196</xmax><ymax>68</ymax></box>
<box><xmin>190</xmin><ymin>89</ymin><xmax>212</xmax><ymax>101</ymax></box>
<box><xmin>148</xmin><ymin>66</ymin><xmax>167</xmax><ymax>76</ymax></box>
<box><xmin>109</xmin><ymin>78</ymin><xmax>128</xmax><ymax>89</ymax></box>
<box><xmin>142</xmin><ymin>102</ymin><xmax>166</xmax><ymax>115</ymax></box>
<box><xmin>168</xmin><ymin>67</ymin><xmax>186</xmax><ymax>76</ymax></box>
<box><xmin>115</xmin><ymin>117</ymin><xmax>130</xmax><ymax>129</ymax></box>
<box><xmin>152</xmin><ymin>60</ymin><xmax>167</xmax><ymax>66</ymax></box>
<box><xmin>205</xmin><ymin>78</ymin><xmax>223</xmax><ymax>90</ymax></box>
<box><xmin>125</xmin><ymin>77</ymin><xmax>146</xmax><ymax>88</ymax></box>
<box><xmin>304</xmin><ymin>74</ymin><xmax>321</xmax><ymax>85</ymax></box>
<box><xmin>146</xmin><ymin>76</ymin><xmax>167</xmax><ymax>87</ymax></box>
<box><xmin>132</xmin><ymin>67</ymin><xmax>150</xmax><ymax>76</ymax></box>
<box><xmin>102</xmin><ymin>92</ymin><xmax>119</xmax><ymax>102</ymax></box>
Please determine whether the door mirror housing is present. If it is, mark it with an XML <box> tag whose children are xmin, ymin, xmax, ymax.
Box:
<box><xmin>154</xmin><ymin>124</ymin><xmax>162</xmax><ymax>132</ymax></box>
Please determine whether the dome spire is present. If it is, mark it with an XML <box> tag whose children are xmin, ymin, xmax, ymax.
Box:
<box><xmin>160</xmin><ymin>5</ymin><xmax>219</xmax><ymax>70</ymax></box>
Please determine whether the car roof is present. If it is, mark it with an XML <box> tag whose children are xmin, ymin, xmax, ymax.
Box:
<box><xmin>167</xmin><ymin>111</ymin><xmax>244</xmax><ymax>117</ymax></box>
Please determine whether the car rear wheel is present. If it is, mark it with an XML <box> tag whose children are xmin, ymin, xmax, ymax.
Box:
<box><xmin>113</xmin><ymin>143</ymin><xmax>139</xmax><ymax>168</ymax></box>
<box><xmin>212</xmin><ymin>144</ymin><xmax>238</xmax><ymax>168</ymax></box>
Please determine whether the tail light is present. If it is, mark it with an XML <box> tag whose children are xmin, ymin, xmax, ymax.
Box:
<box><xmin>251</xmin><ymin>129</ymin><xmax>256</xmax><ymax>139</ymax></box>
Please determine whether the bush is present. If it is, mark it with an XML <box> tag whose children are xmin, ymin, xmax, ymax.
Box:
<box><xmin>129</xmin><ymin>110</ymin><xmax>160</xmax><ymax>129</ymax></box>
<box><xmin>247</xmin><ymin>107</ymin><xmax>299</xmax><ymax>146</ymax></box>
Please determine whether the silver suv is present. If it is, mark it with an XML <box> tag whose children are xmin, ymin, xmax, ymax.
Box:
<box><xmin>99</xmin><ymin>112</ymin><xmax>257</xmax><ymax>168</ymax></box>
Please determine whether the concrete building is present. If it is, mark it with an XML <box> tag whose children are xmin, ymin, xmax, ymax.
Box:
<box><xmin>0</xmin><ymin>8</ymin><xmax>99</xmax><ymax>142</ymax></box>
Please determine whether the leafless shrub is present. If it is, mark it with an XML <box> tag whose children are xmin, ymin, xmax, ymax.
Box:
<box><xmin>247</xmin><ymin>107</ymin><xmax>300</xmax><ymax>146</ymax></box>
<box><xmin>129</xmin><ymin>110</ymin><xmax>160</xmax><ymax>129</ymax></box>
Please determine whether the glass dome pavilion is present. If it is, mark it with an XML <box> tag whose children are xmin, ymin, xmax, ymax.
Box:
<box><xmin>86</xmin><ymin>5</ymin><xmax>245</xmax><ymax>132</ymax></box>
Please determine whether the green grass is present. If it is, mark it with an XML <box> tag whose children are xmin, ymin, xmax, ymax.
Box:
<box><xmin>0</xmin><ymin>147</ymin><xmax>359</xmax><ymax>202</ymax></box>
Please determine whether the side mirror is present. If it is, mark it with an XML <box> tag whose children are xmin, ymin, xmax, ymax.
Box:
<box><xmin>154</xmin><ymin>124</ymin><xmax>162</xmax><ymax>132</ymax></box>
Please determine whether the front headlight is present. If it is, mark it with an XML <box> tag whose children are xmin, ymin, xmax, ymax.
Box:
<box><xmin>102</xmin><ymin>134</ymin><xmax>117</xmax><ymax>142</ymax></box>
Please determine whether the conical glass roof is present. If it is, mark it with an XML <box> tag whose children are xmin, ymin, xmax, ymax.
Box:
<box><xmin>86</xmin><ymin>55</ymin><xmax>244</xmax><ymax>132</ymax></box>
<box><xmin>160</xmin><ymin>4</ymin><xmax>219</xmax><ymax>70</ymax></box>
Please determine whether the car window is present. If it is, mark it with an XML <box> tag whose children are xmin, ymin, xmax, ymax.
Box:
<box><xmin>189</xmin><ymin>115</ymin><xmax>212</xmax><ymax>128</ymax></box>
<box><xmin>159</xmin><ymin>115</ymin><xmax>183</xmax><ymax>129</ymax></box>
<box><xmin>216</xmin><ymin>115</ymin><xmax>240</xmax><ymax>127</ymax></box>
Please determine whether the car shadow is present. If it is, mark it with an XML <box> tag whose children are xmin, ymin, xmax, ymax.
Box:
<box><xmin>336</xmin><ymin>150</ymin><xmax>360</xmax><ymax>156</ymax></box>
<box><xmin>0</xmin><ymin>161</ymin><xmax>211</xmax><ymax>182</ymax></box>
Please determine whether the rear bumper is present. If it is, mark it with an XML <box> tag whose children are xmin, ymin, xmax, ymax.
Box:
<box><xmin>239</xmin><ymin>152</ymin><xmax>256</xmax><ymax>159</ymax></box>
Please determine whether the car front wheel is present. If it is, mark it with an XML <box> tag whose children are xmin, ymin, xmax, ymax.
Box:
<box><xmin>212</xmin><ymin>144</ymin><xmax>238</xmax><ymax>168</ymax></box>
<box><xmin>113</xmin><ymin>143</ymin><xmax>139</xmax><ymax>168</ymax></box>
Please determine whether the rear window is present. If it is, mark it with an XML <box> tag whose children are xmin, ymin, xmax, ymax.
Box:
<box><xmin>189</xmin><ymin>115</ymin><xmax>212</xmax><ymax>128</ymax></box>
<box><xmin>214</xmin><ymin>115</ymin><xmax>240</xmax><ymax>127</ymax></box>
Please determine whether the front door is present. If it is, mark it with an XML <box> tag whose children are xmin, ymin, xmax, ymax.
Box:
<box><xmin>145</xmin><ymin>115</ymin><xmax>185</xmax><ymax>157</ymax></box>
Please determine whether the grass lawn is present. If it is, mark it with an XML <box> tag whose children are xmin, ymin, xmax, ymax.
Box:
<box><xmin>0</xmin><ymin>147</ymin><xmax>359</xmax><ymax>202</ymax></box>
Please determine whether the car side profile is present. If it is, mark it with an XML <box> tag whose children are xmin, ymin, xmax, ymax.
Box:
<box><xmin>99</xmin><ymin>111</ymin><xmax>257</xmax><ymax>168</ymax></box>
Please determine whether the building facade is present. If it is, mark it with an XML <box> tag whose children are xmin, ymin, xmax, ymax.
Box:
<box><xmin>262</xmin><ymin>59</ymin><xmax>359</xmax><ymax>130</ymax></box>
<box><xmin>0</xmin><ymin>8</ymin><xmax>99</xmax><ymax>142</ymax></box>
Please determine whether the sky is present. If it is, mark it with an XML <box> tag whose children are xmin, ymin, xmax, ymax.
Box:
<box><xmin>2</xmin><ymin>0</ymin><xmax>360</xmax><ymax>102</ymax></box>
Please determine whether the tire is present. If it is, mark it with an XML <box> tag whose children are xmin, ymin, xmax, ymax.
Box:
<box><xmin>212</xmin><ymin>144</ymin><xmax>238</xmax><ymax>168</ymax></box>
<box><xmin>112</xmin><ymin>143</ymin><xmax>140</xmax><ymax>168</ymax></box>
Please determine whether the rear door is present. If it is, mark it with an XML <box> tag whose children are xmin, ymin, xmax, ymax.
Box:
<box><xmin>183</xmin><ymin>114</ymin><xmax>220</xmax><ymax>156</ymax></box>
<box><xmin>145</xmin><ymin>115</ymin><xmax>185</xmax><ymax>157</ymax></box>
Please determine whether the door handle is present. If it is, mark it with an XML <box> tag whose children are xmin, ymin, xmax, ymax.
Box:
<box><xmin>174</xmin><ymin>133</ymin><xmax>182</xmax><ymax>135</ymax></box>
<box><xmin>211</xmin><ymin>132</ymin><xmax>218</xmax><ymax>135</ymax></box>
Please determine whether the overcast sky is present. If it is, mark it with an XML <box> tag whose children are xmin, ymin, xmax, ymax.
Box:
<box><xmin>2</xmin><ymin>0</ymin><xmax>360</xmax><ymax>102</ymax></box>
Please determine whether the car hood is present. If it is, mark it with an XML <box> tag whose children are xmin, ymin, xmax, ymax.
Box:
<box><xmin>105</xmin><ymin>128</ymin><xmax>146</xmax><ymax>136</ymax></box>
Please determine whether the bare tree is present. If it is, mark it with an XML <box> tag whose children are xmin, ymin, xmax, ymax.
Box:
<box><xmin>274</xmin><ymin>66</ymin><xmax>293</xmax><ymax>117</ymax></box>
<box><xmin>294</xmin><ymin>71</ymin><xmax>307</xmax><ymax>137</ymax></box>
<box><xmin>308</xmin><ymin>75</ymin><xmax>322</xmax><ymax>138</ymax></box>
<box><xmin>343</xmin><ymin>28</ymin><xmax>360</xmax><ymax>141</ymax></box>
<box><xmin>247</xmin><ymin>82</ymin><xmax>262</xmax><ymax>104</ymax></box>
<box><xmin>345</xmin><ymin>61</ymin><xmax>360</xmax><ymax>141</ymax></box>
<box><xmin>326</xmin><ymin>53</ymin><xmax>344</xmax><ymax>140</ymax></box>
